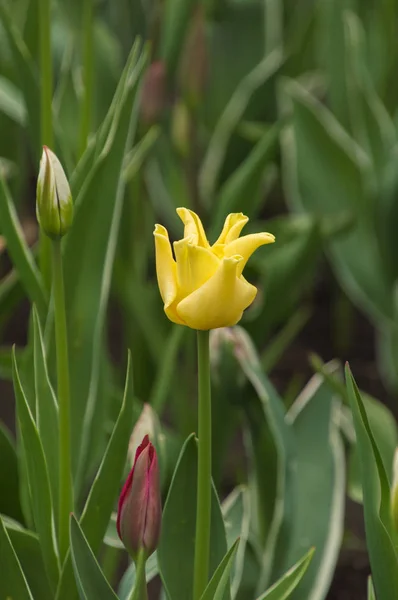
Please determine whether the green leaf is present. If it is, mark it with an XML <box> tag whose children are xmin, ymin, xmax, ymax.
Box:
<box><xmin>210</xmin><ymin>122</ymin><xmax>281</xmax><ymax>237</ymax></box>
<box><xmin>281</xmin><ymin>364</ymin><xmax>345</xmax><ymax>600</ymax></box>
<box><xmin>280</xmin><ymin>78</ymin><xmax>393</xmax><ymax>323</ymax></box>
<box><xmin>0</xmin><ymin>75</ymin><xmax>26</xmax><ymax>124</ymax></box>
<box><xmin>4</xmin><ymin>517</ymin><xmax>52</xmax><ymax>600</ymax></box>
<box><xmin>367</xmin><ymin>577</ymin><xmax>376</xmax><ymax>600</ymax></box>
<box><xmin>0</xmin><ymin>174</ymin><xmax>47</xmax><ymax>319</ymax></box>
<box><xmin>33</xmin><ymin>307</ymin><xmax>59</xmax><ymax>522</ymax></box>
<box><xmin>200</xmin><ymin>538</ymin><xmax>240</xmax><ymax>600</ymax></box>
<box><xmin>199</xmin><ymin>49</ymin><xmax>283</xmax><ymax>204</ymax></box>
<box><xmin>157</xmin><ymin>433</ymin><xmax>229</xmax><ymax>600</ymax></box>
<box><xmin>12</xmin><ymin>348</ymin><xmax>59</xmax><ymax>592</ymax></box>
<box><xmin>236</xmin><ymin>337</ymin><xmax>296</xmax><ymax>589</ymax></box>
<box><xmin>255</xmin><ymin>548</ymin><xmax>314</xmax><ymax>600</ymax></box>
<box><xmin>222</xmin><ymin>487</ymin><xmax>252</xmax><ymax>597</ymax></box>
<box><xmin>0</xmin><ymin>423</ymin><xmax>24</xmax><ymax>523</ymax></box>
<box><xmin>159</xmin><ymin>0</ymin><xmax>197</xmax><ymax>75</ymax></box>
<box><xmin>345</xmin><ymin>364</ymin><xmax>398</xmax><ymax>599</ymax></box>
<box><xmin>0</xmin><ymin>515</ymin><xmax>34</xmax><ymax>600</ymax></box>
<box><xmin>56</xmin><ymin>351</ymin><xmax>134</xmax><ymax>600</ymax></box>
<box><xmin>349</xmin><ymin>393</ymin><xmax>398</xmax><ymax>504</ymax></box>
<box><xmin>70</xmin><ymin>515</ymin><xmax>118</xmax><ymax>600</ymax></box>
<box><xmin>62</xmin><ymin>41</ymin><xmax>146</xmax><ymax>490</ymax></box>
<box><xmin>0</xmin><ymin>4</ymin><xmax>40</xmax><ymax>157</ymax></box>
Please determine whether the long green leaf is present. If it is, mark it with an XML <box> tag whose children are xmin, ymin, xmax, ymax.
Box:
<box><xmin>158</xmin><ymin>433</ymin><xmax>228</xmax><ymax>600</ymax></box>
<box><xmin>200</xmin><ymin>539</ymin><xmax>240</xmax><ymax>600</ymax></box>
<box><xmin>12</xmin><ymin>348</ymin><xmax>59</xmax><ymax>592</ymax></box>
<box><xmin>346</xmin><ymin>364</ymin><xmax>398</xmax><ymax>599</ymax></box>
<box><xmin>4</xmin><ymin>517</ymin><xmax>52</xmax><ymax>600</ymax></box>
<box><xmin>56</xmin><ymin>351</ymin><xmax>134</xmax><ymax>600</ymax></box>
<box><xmin>0</xmin><ymin>3</ymin><xmax>40</xmax><ymax>157</ymax></box>
<box><xmin>283</xmin><ymin>364</ymin><xmax>345</xmax><ymax>600</ymax></box>
<box><xmin>0</xmin><ymin>175</ymin><xmax>47</xmax><ymax>319</ymax></box>
<box><xmin>0</xmin><ymin>422</ymin><xmax>24</xmax><ymax>523</ymax></box>
<box><xmin>33</xmin><ymin>307</ymin><xmax>59</xmax><ymax>522</ymax></box>
<box><xmin>256</xmin><ymin>548</ymin><xmax>314</xmax><ymax>600</ymax></box>
<box><xmin>0</xmin><ymin>516</ymin><xmax>34</xmax><ymax>600</ymax></box>
<box><xmin>199</xmin><ymin>49</ymin><xmax>283</xmax><ymax>204</ymax></box>
<box><xmin>70</xmin><ymin>515</ymin><xmax>119</xmax><ymax>600</ymax></box>
<box><xmin>62</xmin><ymin>42</ymin><xmax>146</xmax><ymax>490</ymax></box>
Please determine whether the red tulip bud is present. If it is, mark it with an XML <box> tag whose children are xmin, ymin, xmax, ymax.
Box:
<box><xmin>117</xmin><ymin>435</ymin><xmax>161</xmax><ymax>559</ymax></box>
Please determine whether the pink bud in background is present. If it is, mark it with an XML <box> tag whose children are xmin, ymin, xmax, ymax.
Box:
<box><xmin>117</xmin><ymin>435</ymin><xmax>162</xmax><ymax>559</ymax></box>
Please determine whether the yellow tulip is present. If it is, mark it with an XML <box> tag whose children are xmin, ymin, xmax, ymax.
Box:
<box><xmin>154</xmin><ymin>208</ymin><xmax>275</xmax><ymax>330</ymax></box>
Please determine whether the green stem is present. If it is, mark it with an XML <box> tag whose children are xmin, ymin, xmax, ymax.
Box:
<box><xmin>52</xmin><ymin>239</ymin><xmax>73</xmax><ymax>562</ymax></box>
<box><xmin>79</xmin><ymin>0</ymin><xmax>94</xmax><ymax>157</ymax></box>
<box><xmin>193</xmin><ymin>329</ymin><xmax>212</xmax><ymax>600</ymax></box>
<box><xmin>128</xmin><ymin>549</ymin><xmax>148</xmax><ymax>600</ymax></box>
<box><xmin>39</xmin><ymin>0</ymin><xmax>54</xmax><ymax>291</ymax></box>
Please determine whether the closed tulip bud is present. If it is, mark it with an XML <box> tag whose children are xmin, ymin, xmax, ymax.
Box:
<box><xmin>128</xmin><ymin>403</ymin><xmax>161</xmax><ymax>466</ymax></box>
<box><xmin>117</xmin><ymin>435</ymin><xmax>161</xmax><ymax>559</ymax></box>
<box><xmin>36</xmin><ymin>146</ymin><xmax>73</xmax><ymax>238</ymax></box>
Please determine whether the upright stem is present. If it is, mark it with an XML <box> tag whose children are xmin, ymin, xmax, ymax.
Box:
<box><xmin>79</xmin><ymin>0</ymin><xmax>94</xmax><ymax>157</ymax></box>
<box><xmin>193</xmin><ymin>329</ymin><xmax>212</xmax><ymax>600</ymax></box>
<box><xmin>39</xmin><ymin>0</ymin><xmax>54</xmax><ymax>291</ymax></box>
<box><xmin>128</xmin><ymin>549</ymin><xmax>148</xmax><ymax>600</ymax></box>
<box><xmin>52</xmin><ymin>239</ymin><xmax>72</xmax><ymax>562</ymax></box>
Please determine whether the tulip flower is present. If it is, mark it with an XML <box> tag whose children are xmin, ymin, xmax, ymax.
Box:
<box><xmin>391</xmin><ymin>449</ymin><xmax>398</xmax><ymax>533</ymax></box>
<box><xmin>117</xmin><ymin>435</ymin><xmax>161</xmax><ymax>559</ymax></box>
<box><xmin>154</xmin><ymin>208</ymin><xmax>275</xmax><ymax>330</ymax></box>
<box><xmin>36</xmin><ymin>146</ymin><xmax>73</xmax><ymax>238</ymax></box>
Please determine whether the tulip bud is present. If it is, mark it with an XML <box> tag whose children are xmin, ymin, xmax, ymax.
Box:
<box><xmin>117</xmin><ymin>435</ymin><xmax>161</xmax><ymax>559</ymax></box>
<box><xmin>36</xmin><ymin>146</ymin><xmax>73</xmax><ymax>238</ymax></box>
<box><xmin>391</xmin><ymin>449</ymin><xmax>398</xmax><ymax>533</ymax></box>
<box><xmin>128</xmin><ymin>404</ymin><xmax>161</xmax><ymax>466</ymax></box>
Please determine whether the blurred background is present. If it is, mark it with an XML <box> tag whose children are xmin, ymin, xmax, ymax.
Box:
<box><xmin>1</xmin><ymin>0</ymin><xmax>398</xmax><ymax>598</ymax></box>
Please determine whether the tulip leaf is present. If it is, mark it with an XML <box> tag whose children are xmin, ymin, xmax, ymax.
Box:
<box><xmin>367</xmin><ymin>577</ymin><xmax>376</xmax><ymax>600</ymax></box>
<box><xmin>118</xmin><ymin>552</ymin><xmax>159</xmax><ymax>600</ymax></box>
<box><xmin>0</xmin><ymin>4</ymin><xmax>41</xmax><ymax>158</ymax></box>
<box><xmin>12</xmin><ymin>348</ymin><xmax>59</xmax><ymax>592</ymax></box>
<box><xmin>255</xmin><ymin>548</ymin><xmax>314</xmax><ymax>600</ymax></box>
<box><xmin>32</xmin><ymin>306</ymin><xmax>59</xmax><ymax>523</ymax></box>
<box><xmin>237</xmin><ymin>344</ymin><xmax>296</xmax><ymax>589</ymax></box>
<box><xmin>0</xmin><ymin>75</ymin><xmax>26</xmax><ymax>124</ymax></box>
<box><xmin>159</xmin><ymin>0</ymin><xmax>197</xmax><ymax>75</ymax></box>
<box><xmin>200</xmin><ymin>538</ymin><xmax>240</xmax><ymax>600</ymax></box>
<box><xmin>280</xmin><ymin>364</ymin><xmax>345</xmax><ymax>600</ymax></box>
<box><xmin>158</xmin><ymin>433</ymin><xmax>229</xmax><ymax>600</ymax></box>
<box><xmin>199</xmin><ymin>49</ymin><xmax>283</xmax><ymax>204</ymax></box>
<box><xmin>0</xmin><ymin>515</ymin><xmax>34</xmax><ymax>600</ymax></box>
<box><xmin>345</xmin><ymin>364</ymin><xmax>398</xmax><ymax>599</ymax></box>
<box><xmin>0</xmin><ymin>422</ymin><xmax>24</xmax><ymax>523</ymax></box>
<box><xmin>210</xmin><ymin>122</ymin><xmax>281</xmax><ymax>237</ymax></box>
<box><xmin>63</xmin><ymin>41</ymin><xmax>146</xmax><ymax>491</ymax></box>
<box><xmin>69</xmin><ymin>515</ymin><xmax>119</xmax><ymax>600</ymax></box>
<box><xmin>222</xmin><ymin>487</ymin><xmax>253</xmax><ymax>598</ymax></box>
<box><xmin>56</xmin><ymin>350</ymin><xmax>134</xmax><ymax>600</ymax></box>
<box><xmin>0</xmin><ymin>174</ymin><xmax>47</xmax><ymax>320</ymax></box>
<box><xmin>280</xmin><ymin>78</ymin><xmax>393</xmax><ymax>323</ymax></box>
<box><xmin>4</xmin><ymin>516</ymin><xmax>53</xmax><ymax>600</ymax></box>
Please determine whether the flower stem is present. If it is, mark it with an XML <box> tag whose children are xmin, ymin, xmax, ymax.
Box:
<box><xmin>52</xmin><ymin>239</ymin><xmax>73</xmax><ymax>562</ymax></box>
<box><xmin>193</xmin><ymin>329</ymin><xmax>212</xmax><ymax>600</ymax></box>
<box><xmin>79</xmin><ymin>0</ymin><xmax>94</xmax><ymax>157</ymax></box>
<box><xmin>128</xmin><ymin>549</ymin><xmax>148</xmax><ymax>600</ymax></box>
<box><xmin>39</xmin><ymin>0</ymin><xmax>54</xmax><ymax>291</ymax></box>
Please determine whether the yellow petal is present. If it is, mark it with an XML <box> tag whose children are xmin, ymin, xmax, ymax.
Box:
<box><xmin>154</xmin><ymin>225</ymin><xmax>184</xmax><ymax>325</ymax></box>
<box><xmin>225</xmin><ymin>232</ymin><xmax>275</xmax><ymax>274</ymax></box>
<box><xmin>213</xmin><ymin>213</ymin><xmax>249</xmax><ymax>247</ymax></box>
<box><xmin>176</xmin><ymin>255</ymin><xmax>257</xmax><ymax>330</ymax></box>
<box><xmin>174</xmin><ymin>237</ymin><xmax>220</xmax><ymax>297</ymax></box>
<box><xmin>176</xmin><ymin>208</ymin><xmax>209</xmax><ymax>247</ymax></box>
